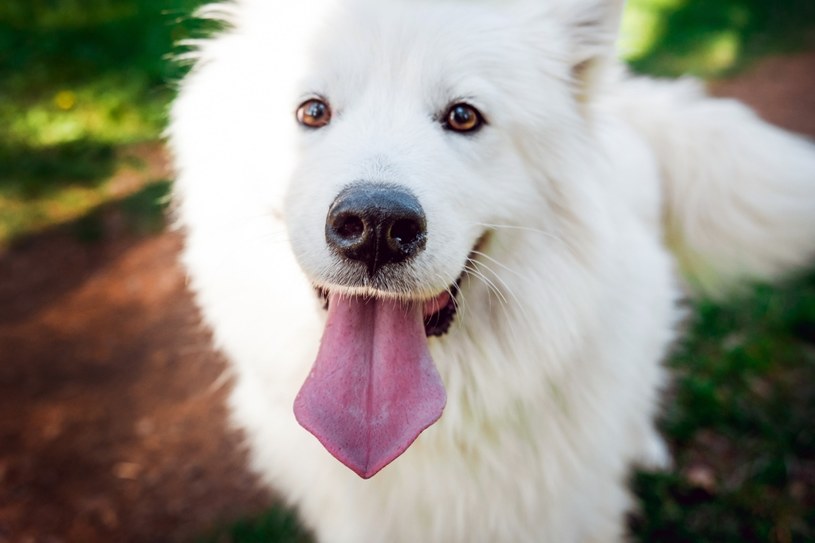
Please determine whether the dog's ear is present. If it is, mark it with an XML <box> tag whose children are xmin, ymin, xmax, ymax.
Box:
<box><xmin>562</xmin><ymin>0</ymin><xmax>626</xmax><ymax>64</ymax></box>
<box><xmin>555</xmin><ymin>0</ymin><xmax>626</xmax><ymax>102</ymax></box>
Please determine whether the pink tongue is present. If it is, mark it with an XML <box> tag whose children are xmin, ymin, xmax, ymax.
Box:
<box><xmin>294</xmin><ymin>294</ymin><xmax>446</xmax><ymax>479</ymax></box>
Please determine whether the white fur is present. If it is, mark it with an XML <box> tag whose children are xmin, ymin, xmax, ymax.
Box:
<box><xmin>168</xmin><ymin>0</ymin><xmax>815</xmax><ymax>541</ymax></box>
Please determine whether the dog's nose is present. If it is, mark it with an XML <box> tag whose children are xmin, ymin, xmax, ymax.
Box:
<box><xmin>326</xmin><ymin>183</ymin><xmax>427</xmax><ymax>276</ymax></box>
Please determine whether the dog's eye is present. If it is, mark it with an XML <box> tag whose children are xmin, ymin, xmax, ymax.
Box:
<box><xmin>297</xmin><ymin>99</ymin><xmax>332</xmax><ymax>129</ymax></box>
<box><xmin>444</xmin><ymin>103</ymin><xmax>484</xmax><ymax>133</ymax></box>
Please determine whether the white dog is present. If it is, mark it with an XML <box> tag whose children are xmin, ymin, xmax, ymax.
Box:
<box><xmin>169</xmin><ymin>0</ymin><xmax>815</xmax><ymax>541</ymax></box>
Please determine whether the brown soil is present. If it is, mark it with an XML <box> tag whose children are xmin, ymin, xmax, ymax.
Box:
<box><xmin>0</xmin><ymin>157</ymin><xmax>270</xmax><ymax>543</ymax></box>
<box><xmin>710</xmin><ymin>51</ymin><xmax>815</xmax><ymax>137</ymax></box>
<box><xmin>0</xmin><ymin>52</ymin><xmax>813</xmax><ymax>543</ymax></box>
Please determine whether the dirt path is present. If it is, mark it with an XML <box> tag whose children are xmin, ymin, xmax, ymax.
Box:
<box><xmin>0</xmin><ymin>52</ymin><xmax>813</xmax><ymax>543</ymax></box>
<box><xmin>0</xmin><ymin>183</ymin><xmax>269</xmax><ymax>542</ymax></box>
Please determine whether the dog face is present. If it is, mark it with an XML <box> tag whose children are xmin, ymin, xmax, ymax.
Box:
<box><xmin>282</xmin><ymin>0</ymin><xmax>599</xmax><ymax>299</ymax></box>
<box><xmin>273</xmin><ymin>0</ymin><xmax>629</xmax><ymax>477</ymax></box>
<box><xmin>174</xmin><ymin>0</ymin><xmax>623</xmax><ymax>300</ymax></box>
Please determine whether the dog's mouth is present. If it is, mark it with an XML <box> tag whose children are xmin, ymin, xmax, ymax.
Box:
<box><xmin>422</xmin><ymin>281</ymin><xmax>460</xmax><ymax>337</ymax></box>
<box><xmin>317</xmin><ymin>277</ymin><xmax>460</xmax><ymax>338</ymax></box>
<box><xmin>295</xmin><ymin>243</ymin><xmax>480</xmax><ymax>479</ymax></box>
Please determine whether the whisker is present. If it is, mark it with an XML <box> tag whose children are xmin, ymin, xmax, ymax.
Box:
<box><xmin>464</xmin><ymin>261</ymin><xmax>508</xmax><ymax>307</ymax></box>
<box><xmin>472</xmin><ymin>260</ymin><xmax>534</xmax><ymax>344</ymax></box>
<box><xmin>463</xmin><ymin>260</ymin><xmax>526</xmax><ymax>347</ymax></box>
<box><xmin>464</xmin><ymin>263</ymin><xmax>508</xmax><ymax>332</ymax></box>
<box><xmin>463</xmin><ymin>264</ymin><xmax>495</xmax><ymax>315</ymax></box>
<box><xmin>466</xmin><ymin>259</ymin><xmax>509</xmax><ymax>306</ymax></box>
<box><xmin>438</xmin><ymin>274</ymin><xmax>466</xmax><ymax>326</ymax></box>
<box><xmin>469</xmin><ymin>257</ymin><xmax>535</xmax><ymax>329</ymax></box>
<box><xmin>435</xmin><ymin>273</ymin><xmax>462</xmax><ymax>315</ymax></box>
<box><xmin>470</xmin><ymin>258</ymin><xmax>522</xmax><ymax>310</ymax></box>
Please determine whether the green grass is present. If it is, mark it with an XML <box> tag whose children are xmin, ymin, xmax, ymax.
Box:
<box><xmin>622</xmin><ymin>0</ymin><xmax>815</xmax><ymax>76</ymax></box>
<box><xmin>70</xmin><ymin>180</ymin><xmax>173</xmax><ymax>242</ymax></box>
<box><xmin>198</xmin><ymin>508</ymin><xmax>313</xmax><ymax>543</ymax></box>
<box><xmin>0</xmin><ymin>0</ymin><xmax>210</xmax><ymax>244</ymax></box>
<box><xmin>632</xmin><ymin>275</ymin><xmax>815</xmax><ymax>542</ymax></box>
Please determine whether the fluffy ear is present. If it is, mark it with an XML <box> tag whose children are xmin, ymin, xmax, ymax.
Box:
<box><xmin>561</xmin><ymin>0</ymin><xmax>626</xmax><ymax>64</ymax></box>
<box><xmin>551</xmin><ymin>0</ymin><xmax>626</xmax><ymax>102</ymax></box>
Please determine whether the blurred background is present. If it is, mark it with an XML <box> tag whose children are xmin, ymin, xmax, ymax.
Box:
<box><xmin>0</xmin><ymin>1</ymin><xmax>813</xmax><ymax>542</ymax></box>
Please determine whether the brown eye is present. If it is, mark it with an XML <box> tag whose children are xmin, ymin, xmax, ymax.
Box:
<box><xmin>444</xmin><ymin>103</ymin><xmax>484</xmax><ymax>133</ymax></box>
<box><xmin>297</xmin><ymin>99</ymin><xmax>332</xmax><ymax>128</ymax></box>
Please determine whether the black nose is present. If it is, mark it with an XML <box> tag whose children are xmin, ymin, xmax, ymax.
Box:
<box><xmin>326</xmin><ymin>183</ymin><xmax>427</xmax><ymax>276</ymax></box>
